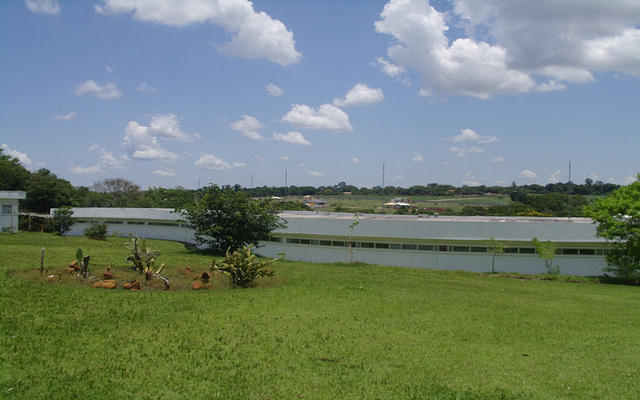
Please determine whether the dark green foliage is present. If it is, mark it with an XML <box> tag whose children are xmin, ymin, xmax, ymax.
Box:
<box><xmin>585</xmin><ymin>174</ymin><xmax>640</xmax><ymax>278</ymax></box>
<box><xmin>532</xmin><ymin>237</ymin><xmax>559</xmax><ymax>275</ymax></box>
<box><xmin>0</xmin><ymin>148</ymin><xmax>30</xmax><ymax>191</ymax></box>
<box><xmin>23</xmin><ymin>169</ymin><xmax>74</xmax><ymax>213</ymax></box>
<box><xmin>278</xmin><ymin>200</ymin><xmax>308</xmax><ymax>211</ymax></box>
<box><xmin>211</xmin><ymin>245</ymin><xmax>276</xmax><ymax>288</ymax></box>
<box><xmin>84</xmin><ymin>222</ymin><xmax>108</xmax><ymax>240</ymax></box>
<box><xmin>52</xmin><ymin>206</ymin><xmax>75</xmax><ymax>236</ymax></box>
<box><xmin>180</xmin><ymin>184</ymin><xmax>285</xmax><ymax>253</ymax></box>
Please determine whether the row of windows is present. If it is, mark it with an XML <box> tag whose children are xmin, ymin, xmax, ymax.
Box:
<box><xmin>267</xmin><ymin>237</ymin><xmax>607</xmax><ymax>256</ymax></box>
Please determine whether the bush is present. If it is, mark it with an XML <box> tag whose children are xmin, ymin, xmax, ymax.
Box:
<box><xmin>84</xmin><ymin>222</ymin><xmax>108</xmax><ymax>240</ymax></box>
<box><xmin>211</xmin><ymin>245</ymin><xmax>276</xmax><ymax>288</ymax></box>
<box><xmin>52</xmin><ymin>206</ymin><xmax>75</xmax><ymax>236</ymax></box>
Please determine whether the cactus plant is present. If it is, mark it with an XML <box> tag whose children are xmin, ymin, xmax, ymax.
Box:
<box><xmin>124</xmin><ymin>235</ymin><xmax>169</xmax><ymax>289</ymax></box>
<box><xmin>75</xmin><ymin>248</ymin><xmax>91</xmax><ymax>278</ymax></box>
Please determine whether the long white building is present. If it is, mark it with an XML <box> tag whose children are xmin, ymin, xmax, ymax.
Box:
<box><xmin>60</xmin><ymin>208</ymin><xmax>609</xmax><ymax>276</ymax></box>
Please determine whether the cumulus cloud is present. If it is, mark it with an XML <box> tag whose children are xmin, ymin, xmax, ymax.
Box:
<box><xmin>195</xmin><ymin>154</ymin><xmax>231</xmax><ymax>170</ymax></box>
<box><xmin>375</xmin><ymin>0</ymin><xmax>640</xmax><ymax>98</ymax></box>
<box><xmin>1</xmin><ymin>144</ymin><xmax>36</xmax><ymax>170</ymax></box>
<box><xmin>272</xmin><ymin>131</ymin><xmax>311</xmax><ymax>145</ymax></box>
<box><xmin>152</xmin><ymin>168</ymin><xmax>176</xmax><ymax>177</ymax></box>
<box><xmin>491</xmin><ymin>157</ymin><xmax>506</xmax><ymax>163</ymax></box>
<box><xmin>308</xmin><ymin>170</ymin><xmax>324</xmax><ymax>177</ymax></box>
<box><xmin>265</xmin><ymin>83</ymin><xmax>283</xmax><ymax>96</ymax></box>
<box><xmin>70</xmin><ymin>146</ymin><xmax>128</xmax><ymax>174</ymax></box>
<box><xmin>137</xmin><ymin>82</ymin><xmax>157</xmax><ymax>92</ymax></box>
<box><xmin>520</xmin><ymin>170</ymin><xmax>538</xmax><ymax>180</ymax></box>
<box><xmin>548</xmin><ymin>169</ymin><xmax>562</xmax><ymax>183</ymax></box>
<box><xmin>412</xmin><ymin>152</ymin><xmax>424</xmax><ymax>162</ymax></box>
<box><xmin>449</xmin><ymin>145</ymin><xmax>483</xmax><ymax>158</ymax></box>
<box><xmin>53</xmin><ymin>112</ymin><xmax>78</xmax><ymax>120</ymax></box>
<box><xmin>105</xmin><ymin>65</ymin><xmax>113</xmax><ymax>73</ymax></box>
<box><xmin>231</xmin><ymin>115</ymin><xmax>266</xmax><ymax>140</ymax></box>
<box><xmin>448</xmin><ymin>129</ymin><xmax>498</xmax><ymax>143</ymax></box>
<box><xmin>282</xmin><ymin>104</ymin><xmax>352</xmax><ymax>132</ymax></box>
<box><xmin>148</xmin><ymin>113</ymin><xmax>197</xmax><ymax>142</ymax></box>
<box><xmin>280</xmin><ymin>154</ymin><xmax>290</xmax><ymax>161</ymax></box>
<box><xmin>24</xmin><ymin>0</ymin><xmax>59</xmax><ymax>15</ymax></box>
<box><xmin>622</xmin><ymin>175</ymin><xmax>638</xmax><ymax>185</ymax></box>
<box><xmin>121</xmin><ymin>121</ymin><xmax>180</xmax><ymax>162</ymax></box>
<box><xmin>95</xmin><ymin>0</ymin><xmax>302</xmax><ymax>66</ymax></box>
<box><xmin>373</xmin><ymin>56</ymin><xmax>406</xmax><ymax>77</ymax></box>
<box><xmin>256</xmin><ymin>156</ymin><xmax>266</xmax><ymax>162</ymax></box>
<box><xmin>75</xmin><ymin>80</ymin><xmax>122</xmax><ymax>99</ymax></box>
<box><xmin>233</xmin><ymin>162</ymin><xmax>246</xmax><ymax>168</ymax></box>
<box><xmin>333</xmin><ymin>83</ymin><xmax>384</xmax><ymax>107</ymax></box>
<box><xmin>351</xmin><ymin>157</ymin><xmax>364</xmax><ymax>165</ymax></box>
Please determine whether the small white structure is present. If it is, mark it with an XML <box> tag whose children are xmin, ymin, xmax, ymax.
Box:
<box><xmin>0</xmin><ymin>191</ymin><xmax>26</xmax><ymax>233</ymax></box>
<box><xmin>57</xmin><ymin>208</ymin><xmax>610</xmax><ymax>277</ymax></box>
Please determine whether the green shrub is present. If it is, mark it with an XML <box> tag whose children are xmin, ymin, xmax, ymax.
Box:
<box><xmin>84</xmin><ymin>222</ymin><xmax>108</xmax><ymax>240</ymax></box>
<box><xmin>211</xmin><ymin>245</ymin><xmax>276</xmax><ymax>288</ymax></box>
<box><xmin>52</xmin><ymin>206</ymin><xmax>75</xmax><ymax>236</ymax></box>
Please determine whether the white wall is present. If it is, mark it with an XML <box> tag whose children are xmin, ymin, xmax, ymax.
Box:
<box><xmin>0</xmin><ymin>200</ymin><xmax>19</xmax><ymax>233</ymax></box>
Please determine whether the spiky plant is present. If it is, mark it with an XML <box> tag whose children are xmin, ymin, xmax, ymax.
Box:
<box><xmin>211</xmin><ymin>245</ymin><xmax>276</xmax><ymax>288</ymax></box>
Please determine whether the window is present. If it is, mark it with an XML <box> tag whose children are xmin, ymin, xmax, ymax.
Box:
<box><xmin>1</xmin><ymin>205</ymin><xmax>12</xmax><ymax>215</ymax></box>
<box><xmin>299</xmin><ymin>239</ymin><xmax>311</xmax><ymax>245</ymax></box>
<box><xmin>332</xmin><ymin>241</ymin><xmax>346</xmax><ymax>247</ymax></box>
<box><xmin>562</xmin><ymin>249</ymin><xmax>579</xmax><ymax>255</ymax></box>
<box><xmin>452</xmin><ymin>246</ymin><xmax>470</xmax><ymax>252</ymax></box>
<box><xmin>595</xmin><ymin>249</ymin><xmax>604</xmax><ymax>255</ymax></box>
<box><xmin>390</xmin><ymin>243</ymin><xmax>401</xmax><ymax>250</ymax></box>
<box><xmin>519</xmin><ymin>248</ymin><xmax>535</xmax><ymax>254</ymax></box>
<box><xmin>438</xmin><ymin>245</ymin><xmax>448</xmax><ymax>252</ymax></box>
<box><xmin>105</xmin><ymin>220</ymin><xmax>123</xmax><ymax>224</ymax></box>
<box><xmin>127</xmin><ymin>221</ymin><xmax>146</xmax><ymax>225</ymax></box>
<box><xmin>418</xmin><ymin>245</ymin><xmax>433</xmax><ymax>251</ymax></box>
<box><xmin>269</xmin><ymin>236</ymin><xmax>282</xmax><ymax>243</ymax></box>
<box><xmin>471</xmin><ymin>247</ymin><xmax>487</xmax><ymax>253</ymax></box>
<box><xmin>310</xmin><ymin>240</ymin><xmax>320</xmax><ymax>245</ymax></box>
<box><xmin>360</xmin><ymin>242</ymin><xmax>375</xmax><ymax>248</ymax></box>
<box><xmin>375</xmin><ymin>243</ymin><xmax>389</xmax><ymax>249</ymax></box>
<box><xmin>320</xmin><ymin>240</ymin><xmax>332</xmax><ymax>246</ymax></box>
<box><xmin>148</xmin><ymin>222</ymin><xmax>179</xmax><ymax>227</ymax></box>
<box><xmin>287</xmin><ymin>238</ymin><xmax>300</xmax><ymax>244</ymax></box>
<box><xmin>504</xmin><ymin>248</ymin><xmax>517</xmax><ymax>253</ymax></box>
<box><xmin>579</xmin><ymin>249</ymin><xmax>596</xmax><ymax>255</ymax></box>
<box><xmin>75</xmin><ymin>220</ymin><xmax>88</xmax><ymax>223</ymax></box>
<box><xmin>402</xmin><ymin>244</ymin><xmax>417</xmax><ymax>250</ymax></box>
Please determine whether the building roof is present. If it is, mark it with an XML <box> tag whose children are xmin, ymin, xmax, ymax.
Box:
<box><xmin>0</xmin><ymin>191</ymin><xmax>26</xmax><ymax>200</ymax></box>
<box><xmin>59</xmin><ymin>207</ymin><xmax>182</xmax><ymax>221</ymax></box>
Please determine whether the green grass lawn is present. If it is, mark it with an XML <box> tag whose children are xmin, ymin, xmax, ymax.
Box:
<box><xmin>1</xmin><ymin>233</ymin><xmax>639</xmax><ymax>399</ymax></box>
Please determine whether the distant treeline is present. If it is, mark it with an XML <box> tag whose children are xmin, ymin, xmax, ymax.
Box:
<box><xmin>1</xmin><ymin>148</ymin><xmax>619</xmax><ymax>215</ymax></box>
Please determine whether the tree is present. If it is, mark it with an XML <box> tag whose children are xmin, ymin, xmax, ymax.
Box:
<box><xmin>585</xmin><ymin>174</ymin><xmax>640</xmax><ymax>278</ymax></box>
<box><xmin>532</xmin><ymin>237</ymin><xmax>559</xmax><ymax>274</ymax></box>
<box><xmin>0</xmin><ymin>148</ymin><xmax>31</xmax><ymax>191</ymax></box>
<box><xmin>91</xmin><ymin>178</ymin><xmax>142</xmax><ymax>207</ymax></box>
<box><xmin>180</xmin><ymin>184</ymin><xmax>286</xmax><ymax>253</ymax></box>
<box><xmin>487</xmin><ymin>235</ymin><xmax>506</xmax><ymax>273</ymax></box>
<box><xmin>23</xmin><ymin>169</ymin><xmax>74</xmax><ymax>213</ymax></box>
<box><xmin>52</xmin><ymin>206</ymin><xmax>75</xmax><ymax>236</ymax></box>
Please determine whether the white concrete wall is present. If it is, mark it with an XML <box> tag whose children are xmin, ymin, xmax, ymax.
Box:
<box><xmin>0</xmin><ymin>200</ymin><xmax>19</xmax><ymax>233</ymax></box>
<box><xmin>255</xmin><ymin>242</ymin><xmax>608</xmax><ymax>276</ymax></box>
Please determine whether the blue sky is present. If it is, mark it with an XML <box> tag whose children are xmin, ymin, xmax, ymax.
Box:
<box><xmin>1</xmin><ymin>0</ymin><xmax>639</xmax><ymax>189</ymax></box>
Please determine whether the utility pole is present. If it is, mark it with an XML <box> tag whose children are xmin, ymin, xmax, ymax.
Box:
<box><xmin>382</xmin><ymin>163</ymin><xmax>385</xmax><ymax>189</ymax></box>
<box><xmin>250</xmin><ymin>174</ymin><xmax>253</xmax><ymax>189</ymax></box>
<box><xmin>284</xmin><ymin>170</ymin><xmax>288</xmax><ymax>197</ymax></box>
<box><xmin>568</xmin><ymin>161</ymin><xmax>572</xmax><ymax>219</ymax></box>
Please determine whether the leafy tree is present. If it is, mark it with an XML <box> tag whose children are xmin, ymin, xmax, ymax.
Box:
<box><xmin>0</xmin><ymin>148</ymin><xmax>31</xmax><ymax>191</ymax></box>
<box><xmin>52</xmin><ymin>206</ymin><xmax>75</xmax><ymax>236</ymax></box>
<box><xmin>84</xmin><ymin>222</ymin><xmax>108</xmax><ymax>240</ymax></box>
<box><xmin>180</xmin><ymin>184</ymin><xmax>286</xmax><ymax>253</ymax></box>
<box><xmin>487</xmin><ymin>235</ymin><xmax>506</xmax><ymax>273</ymax></box>
<box><xmin>585</xmin><ymin>174</ymin><xmax>640</xmax><ymax>278</ymax></box>
<box><xmin>532</xmin><ymin>237</ymin><xmax>559</xmax><ymax>274</ymax></box>
<box><xmin>23</xmin><ymin>169</ymin><xmax>74</xmax><ymax>213</ymax></box>
<box><xmin>91</xmin><ymin>178</ymin><xmax>142</xmax><ymax>207</ymax></box>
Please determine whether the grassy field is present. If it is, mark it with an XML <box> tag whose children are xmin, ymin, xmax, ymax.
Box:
<box><xmin>1</xmin><ymin>233</ymin><xmax>639</xmax><ymax>399</ymax></box>
<box><xmin>283</xmin><ymin>194</ymin><xmax>513</xmax><ymax>213</ymax></box>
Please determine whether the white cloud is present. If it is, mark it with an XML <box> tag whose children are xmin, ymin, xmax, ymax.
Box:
<box><xmin>105</xmin><ymin>65</ymin><xmax>113</xmax><ymax>74</ymax></box>
<box><xmin>75</xmin><ymin>80</ymin><xmax>122</xmax><ymax>99</ymax></box>
<box><xmin>449</xmin><ymin>145</ymin><xmax>483</xmax><ymax>158</ymax></box>
<box><xmin>461</xmin><ymin>180</ymin><xmax>481</xmax><ymax>186</ymax></box>
<box><xmin>333</xmin><ymin>83</ymin><xmax>384</xmax><ymax>107</ymax></box>
<box><xmin>266</xmin><ymin>83</ymin><xmax>283</xmax><ymax>96</ymax></box>
<box><xmin>351</xmin><ymin>157</ymin><xmax>364</xmax><ymax>165</ymax></box>
<box><xmin>52</xmin><ymin>112</ymin><xmax>78</xmax><ymax>120</ymax></box>
<box><xmin>465</xmin><ymin>170</ymin><xmax>475</xmax><ymax>179</ymax></box>
<box><xmin>148</xmin><ymin>113</ymin><xmax>197</xmax><ymax>142</ymax></box>
<box><xmin>443</xmin><ymin>161</ymin><xmax>451</xmax><ymax>165</ymax></box>
<box><xmin>491</xmin><ymin>157</ymin><xmax>506</xmax><ymax>163</ymax></box>
<box><xmin>272</xmin><ymin>131</ymin><xmax>311</xmax><ymax>145</ymax></box>
<box><xmin>256</xmin><ymin>156</ymin><xmax>266</xmax><ymax>162</ymax></box>
<box><xmin>375</xmin><ymin>0</ymin><xmax>640</xmax><ymax>98</ymax></box>
<box><xmin>195</xmin><ymin>154</ymin><xmax>231</xmax><ymax>171</ymax></box>
<box><xmin>373</xmin><ymin>57</ymin><xmax>405</xmax><ymax>77</ymax></box>
<box><xmin>282</xmin><ymin>104</ymin><xmax>352</xmax><ymax>132</ymax></box>
<box><xmin>231</xmin><ymin>115</ymin><xmax>266</xmax><ymax>140</ymax></box>
<box><xmin>121</xmin><ymin>121</ymin><xmax>180</xmax><ymax>162</ymax></box>
<box><xmin>520</xmin><ymin>170</ymin><xmax>538</xmax><ymax>180</ymax></box>
<box><xmin>233</xmin><ymin>162</ymin><xmax>246</xmax><ymax>168</ymax></box>
<box><xmin>395</xmin><ymin>175</ymin><xmax>403</xmax><ymax>180</ymax></box>
<box><xmin>297</xmin><ymin>163</ymin><xmax>306</xmax><ymax>168</ymax></box>
<box><xmin>622</xmin><ymin>175</ymin><xmax>638</xmax><ymax>185</ymax></box>
<box><xmin>96</xmin><ymin>0</ymin><xmax>302</xmax><ymax>66</ymax></box>
<box><xmin>412</xmin><ymin>152</ymin><xmax>424</xmax><ymax>162</ymax></box>
<box><xmin>590</xmin><ymin>172</ymin><xmax>600</xmax><ymax>181</ymax></box>
<box><xmin>1</xmin><ymin>144</ymin><xmax>35</xmax><ymax>170</ymax></box>
<box><xmin>418</xmin><ymin>88</ymin><xmax>431</xmax><ymax>97</ymax></box>
<box><xmin>449</xmin><ymin>129</ymin><xmax>498</xmax><ymax>143</ymax></box>
<box><xmin>548</xmin><ymin>169</ymin><xmax>562</xmax><ymax>183</ymax></box>
<box><xmin>137</xmin><ymin>82</ymin><xmax>157</xmax><ymax>92</ymax></box>
<box><xmin>24</xmin><ymin>0</ymin><xmax>59</xmax><ymax>15</ymax></box>
<box><xmin>280</xmin><ymin>154</ymin><xmax>290</xmax><ymax>161</ymax></box>
<box><xmin>69</xmin><ymin>147</ymin><xmax>127</xmax><ymax>174</ymax></box>
<box><xmin>152</xmin><ymin>168</ymin><xmax>176</xmax><ymax>177</ymax></box>
<box><xmin>308</xmin><ymin>170</ymin><xmax>324</xmax><ymax>177</ymax></box>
